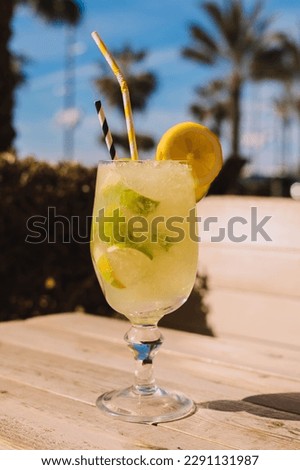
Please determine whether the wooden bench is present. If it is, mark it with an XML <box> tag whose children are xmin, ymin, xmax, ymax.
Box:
<box><xmin>197</xmin><ymin>196</ymin><xmax>300</xmax><ymax>347</ymax></box>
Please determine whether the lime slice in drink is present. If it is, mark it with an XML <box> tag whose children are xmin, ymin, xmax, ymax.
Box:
<box><xmin>97</xmin><ymin>246</ymin><xmax>152</xmax><ymax>288</ymax></box>
<box><xmin>101</xmin><ymin>182</ymin><xmax>124</xmax><ymax>205</ymax></box>
<box><xmin>95</xmin><ymin>204</ymin><xmax>153</xmax><ymax>258</ymax></box>
<box><xmin>102</xmin><ymin>182</ymin><xmax>159</xmax><ymax>216</ymax></box>
<box><xmin>120</xmin><ymin>188</ymin><xmax>159</xmax><ymax>215</ymax></box>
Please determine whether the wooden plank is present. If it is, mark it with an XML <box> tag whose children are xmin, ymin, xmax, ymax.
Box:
<box><xmin>164</xmin><ymin>401</ymin><xmax>300</xmax><ymax>450</ymax></box>
<box><xmin>1</xmin><ymin>349</ymin><xmax>298</xmax><ymax>450</ymax></box>
<box><xmin>0</xmin><ymin>439</ymin><xmax>17</xmax><ymax>450</ymax></box>
<box><xmin>198</xmin><ymin>245</ymin><xmax>300</xmax><ymax>298</ymax></box>
<box><xmin>197</xmin><ymin>196</ymin><xmax>300</xmax><ymax>300</ymax></box>
<box><xmin>198</xmin><ymin>196</ymin><xmax>300</xmax><ymax>249</ymax></box>
<box><xmin>2</xmin><ymin>336</ymin><xmax>299</xmax><ymax>408</ymax></box>
<box><xmin>0</xmin><ymin>316</ymin><xmax>299</xmax><ymax>449</ymax></box>
<box><xmin>7</xmin><ymin>313</ymin><xmax>299</xmax><ymax>379</ymax></box>
<box><xmin>0</xmin><ymin>377</ymin><xmax>229</xmax><ymax>450</ymax></box>
<box><xmin>196</xmin><ymin>195</ymin><xmax>300</xmax><ymax>348</ymax></box>
<box><xmin>206</xmin><ymin>288</ymin><xmax>300</xmax><ymax>347</ymax></box>
<box><xmin>2</xmin><ymin>328</ymin><xmax>299</xmax><ymax>403</ymax></box>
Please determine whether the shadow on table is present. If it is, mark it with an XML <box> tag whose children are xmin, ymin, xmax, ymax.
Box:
<box><xmin>199</xmin><ymin>393</ymin><xmax>300</xmax><ymax>421</ymax></box>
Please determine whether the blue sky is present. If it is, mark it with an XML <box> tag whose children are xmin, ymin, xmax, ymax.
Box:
<box><xmin>12</xmin><ymin>0</ymin><xmax>300</xmax><ymax>174</ymax></box>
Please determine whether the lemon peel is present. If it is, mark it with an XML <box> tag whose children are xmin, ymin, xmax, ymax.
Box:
<box><xmin>156</xmin><ymin>122</ymin><xmax>223</xmax><ymax>201</ymax></box>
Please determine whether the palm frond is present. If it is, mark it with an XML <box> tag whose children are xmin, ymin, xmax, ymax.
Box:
<box><xmin>225</xmin><ymin>2</ymin><xmax>244</xmax><ymax>49</ymax></box>
<box><xmin>103</xmin><ymin>132</ymin><xmax>155</xmax><ymax>152</ymax></box>
<box><xmin>190</xmin><ymin>104</ymin><xmax>207</xmax><ymax>121</ymax></box>
<box><xmin>182</xmin><ymin>47</ymin><xmax>214</xmax><ymax>65</ymax></box>
<box><xmin>253</xmin><ymin>17</ymin><xmax>274</xmax><ymax>36</ymax></box>
<box><xmin>126</xmin><ymin>73</ymin><xmax>157</xmax><ymax>110</ymax></box>
<box><xmin>231</xmin><ymin>0</ymin><xmax>243</xmax><ymax>31</ymax></box>
<box><xmin>196</xmin><ymin>79</ymin><xmax>227</xmax><ymax>98</ymax></box>
<box><xmin>30</xmin><ymin>0</ymin><xmax>83</xmax><ymax>25</ymax></box>
<box><xmin>202</xmin><ymin>1</ymin><xmax>224</xmax><ymax>33</ymax></box>
<box><xmin>95</xmin><ymin>46</ymin><xmax>157</xmax><ymax>115</ymax></box>
<box><xmin>248</xmin><ymin>0</ymin><xmax>264</xmax><ymax>24</ymax></box>
<box><xmin>95</xmin><ymin>77</ymin><xmax>123</xmax><ymax>111</ymax></box>
<box><xmin>190</xmin><ymin>24</ymin><xmax>218</xmax><ymax>53</ymax></box>
<box><xmin>112</xmin><ymin>46</ymin><xmax>146</xmax><ymax>70</ymax></box>
<box><xmin>251</xmin><ymin>33</ymin><xmax>299</xmax><ymax>81</ymax></box>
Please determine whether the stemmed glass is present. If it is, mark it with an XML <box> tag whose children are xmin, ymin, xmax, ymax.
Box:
<box><xmin>90</xmin><ymin>159</ymin><xmax>198</xmax><ymax>423</ymax></box>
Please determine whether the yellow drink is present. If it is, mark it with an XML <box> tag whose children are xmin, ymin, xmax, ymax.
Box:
<box><xmin>91</xmin><ymin>160</ymin><xmax>198</xmax><ymax>325</ymax></box>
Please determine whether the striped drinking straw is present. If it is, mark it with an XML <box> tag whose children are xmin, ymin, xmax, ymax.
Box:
<box><xmin>91</xmin><ymin>31</ymin><xmax>139</xmax><ymax>161</ymax></box>
<box><xmin>95</xmin><ymin>100</ymin><xmax>117</xmax><ymax>160</ymax></box>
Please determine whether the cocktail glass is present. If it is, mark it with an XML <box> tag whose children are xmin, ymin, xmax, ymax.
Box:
<box><xmin>90</xmin><ymin>159</ymin><xmax>198</xmax><ymax>423</ymax></box>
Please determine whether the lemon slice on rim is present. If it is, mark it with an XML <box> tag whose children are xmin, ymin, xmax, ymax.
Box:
<box><xmin>155</xmin><ymin>122</ymin><xmax>223</xmax><ymax>201</ymax></box>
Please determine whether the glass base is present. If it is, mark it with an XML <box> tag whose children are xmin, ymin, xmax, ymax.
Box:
<box><xmin>96</xmin><ymin>386</ymin><xmax>196</xmax><ymax>424</ymax></box>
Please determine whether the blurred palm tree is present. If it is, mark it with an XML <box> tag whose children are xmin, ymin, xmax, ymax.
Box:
<box><xmin>0</xmin><ymin>0</ymin><xmax>83</xmax><ymax>152</ymax></box>
<box><xmin>182</xmin><ymin>0</ymin><xmax>276</xmax><ymax>160</ymax></box>
<box><xmin>252</xmin><ymin>32</ymin><xmax>300</xmax><ymax>172</ymax></box>
<box><xmin>95</xmin><ymin>46</ymin><xmax>157</xmax><ymax>153</ymax></box>
<box><xmin>295</xmin><ymin>98</ymin><xmax>300</xmax><ymax>174</ymax></box>
<box><xmin>274</xmin><ymin>95</ymin><xmax>292</xmax><ymax>171</ymax></box>
<box><xmin>251</xmin><ymin>33</ymin><xmax>299</xmax><ymax>83</ymax></box>
<box><xmin>190</xmin><ymin>79</ymin><xmax>230</xmax><ymax>138</ymax></box>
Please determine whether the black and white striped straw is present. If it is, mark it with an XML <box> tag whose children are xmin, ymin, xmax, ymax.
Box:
<box><xmin>95</xmin><ymin>100</ymin><xmax>117</xmax><ymax>160</ymax></box>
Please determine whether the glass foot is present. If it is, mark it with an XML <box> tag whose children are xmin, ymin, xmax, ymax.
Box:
<box><xmin>96</xmin><ymin>386</ymin><xmax>196</xmax><ymax>424</ymax></box>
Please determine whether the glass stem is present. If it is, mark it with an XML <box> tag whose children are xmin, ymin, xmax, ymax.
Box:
<box><xmin>125</xmin><ymin>325</ymin><xmax>163</xmax><ymax>395</ymax></box>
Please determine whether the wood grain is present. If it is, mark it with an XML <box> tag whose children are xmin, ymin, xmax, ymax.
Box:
<box><xmin>196</xmin><ymin>196</ymin><xmax>300</xmax><ymax>344</ymax></box>
<box><xmin>0</xmin><ymin>314</ymin><xmax>299</xmax><ymax>450</ymax></box>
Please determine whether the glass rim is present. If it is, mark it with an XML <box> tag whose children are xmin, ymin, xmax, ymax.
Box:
<box><xmin>97</xmin><ymin>159</ymin><xmax>191</xmax><ymax>165</ymax></box>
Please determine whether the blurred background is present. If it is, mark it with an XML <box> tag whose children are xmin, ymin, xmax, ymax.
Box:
<box><xmin>1</xmin><ymin>0</ymin><xmax>299</xmax><ymax>343</ymax></box>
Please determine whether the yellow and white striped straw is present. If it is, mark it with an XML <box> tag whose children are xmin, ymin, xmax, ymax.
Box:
<box><xmin>91</xmin><ymin>31</ymin><xmax>139</xmax><ymax>161</ymax></box>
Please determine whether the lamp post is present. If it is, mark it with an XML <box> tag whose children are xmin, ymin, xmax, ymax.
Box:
<box><xmin>62</xmin><ymin>26</ymin><xmax>81</xmax><ymax>160</ymax></box>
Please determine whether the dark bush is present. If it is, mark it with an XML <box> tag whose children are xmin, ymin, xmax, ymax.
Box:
<box><xmin>0</xmin><ymin>153</ymin><xmax>212</xmax><ymax>335</ymax></box>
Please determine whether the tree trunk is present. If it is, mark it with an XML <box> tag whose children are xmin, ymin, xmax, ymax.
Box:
<box><xmin>230</xmin><ymin>73</ymin><xmax>242</xmax><ymax>159</ymax></box>
<box><xmin>0</xmin><ymin>1</ymin><xmax>16</xmax><ymax>152</ymax></box>
<box><xmin>280</xmin><ymin>117</ymin><xmax>288</xmax><ymax>174</ymax></box>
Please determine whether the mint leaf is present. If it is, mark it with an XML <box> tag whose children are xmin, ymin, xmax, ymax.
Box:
<box><xmin>120</xmin><ymin>188</ymin><xmax>159</xmax><ymax>215</ymax></box>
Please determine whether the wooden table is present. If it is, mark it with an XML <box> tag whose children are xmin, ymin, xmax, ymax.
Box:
<box><xmin>0</xmin><ymin>313</ymin><xmax>299</xmax><ymax>450</ymax></box>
